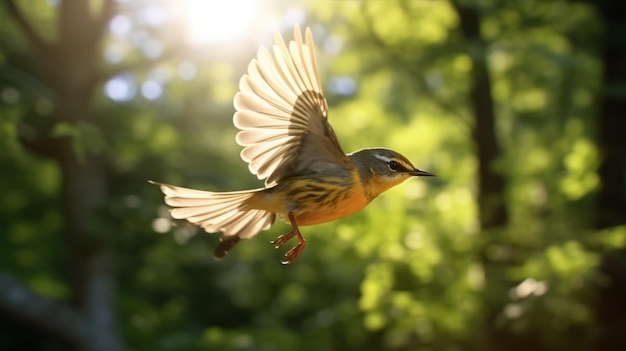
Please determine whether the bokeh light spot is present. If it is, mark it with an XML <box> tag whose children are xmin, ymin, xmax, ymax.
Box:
<box><xmin>105</xmin><ymin>74</ymin><xmax>136</xmax><ymax>101</ymax></box>
<box><xmin>141</xmin><ymin>80</ymin><xmax>163</xmax><ymax>100</ymax></box>
<box><xmin>1</xmin><ymin>87</ymin><xmax>20</xmax><ymax>103</ymax></box>
<box><xmin>152</xmin><ymin>217</ymin><xmax>171</xmax><ymax>233</ymax></box>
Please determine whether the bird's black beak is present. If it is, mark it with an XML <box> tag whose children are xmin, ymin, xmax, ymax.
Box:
<box><xmin>409</xmin><ymin>169</ymin><xmax>436</xmax><ymax>177</ymax></box>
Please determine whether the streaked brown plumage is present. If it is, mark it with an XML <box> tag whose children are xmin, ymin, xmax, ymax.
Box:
<box><xmin>151</xmin><ymin>26</ymin><xmax>434</xmax><ymax>264</ymax></box>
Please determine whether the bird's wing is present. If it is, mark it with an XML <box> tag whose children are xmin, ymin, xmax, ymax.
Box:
<box><xmin>234</xmin><ymin>26</ymin><xmax>351</xmax><ymax>187</ymax></box>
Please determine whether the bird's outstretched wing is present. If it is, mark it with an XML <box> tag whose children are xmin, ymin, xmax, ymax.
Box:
<box><xmin>234</xmin><ymin>26</ymin><xmax>351</xmax><ymax>187</ymax></box>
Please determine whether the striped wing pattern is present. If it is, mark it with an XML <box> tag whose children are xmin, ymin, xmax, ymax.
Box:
<box><xmin>234</xmin><ymin>26</ymin><xmax>350</xmax><ymax>187</ymax></box>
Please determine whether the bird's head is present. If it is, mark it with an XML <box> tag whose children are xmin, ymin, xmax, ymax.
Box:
<box><xmin>349</xmin><ymin>148</ymin><xmax>435</xmax><ymax>199</ymax></box>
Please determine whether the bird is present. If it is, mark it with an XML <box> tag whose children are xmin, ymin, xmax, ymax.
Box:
<box><xmin>151</xmin><ymin>26</ymin><xmax>435</xmax><ymax>265</ymax></box>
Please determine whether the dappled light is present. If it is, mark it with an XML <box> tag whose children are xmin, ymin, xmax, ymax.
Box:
<box><xmin>105</xmin><ymin>74</ymin><xmax>137</xmax><ymax>101</ymax></box>
<box><xmin>1</xmin><ymin>0</ymin><xmax>625</xmax><ymax>350</ymax></box>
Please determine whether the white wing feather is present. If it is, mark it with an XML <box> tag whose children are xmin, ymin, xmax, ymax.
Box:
<box><xmin>234</xmin><ymin>26</ymin><xmax>349</xmax><ymax>187</ymax></box>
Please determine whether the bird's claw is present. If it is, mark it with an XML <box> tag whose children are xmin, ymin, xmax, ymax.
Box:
<box><xmin>273</xmin><ymin>215</ymin><xmax>306</xmax><ymax>264</ymax></box>
<box><xmin>280</xmin><ymin>241</ymin><xmax>306</xmax><ymax>265</ymax></box>
<box><xmin>271</xmin><ymin>232</ymin><xmax>295</xmax><ymax>249</ymax></box>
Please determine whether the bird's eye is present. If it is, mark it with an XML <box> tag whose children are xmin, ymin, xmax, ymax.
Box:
<box><xmin>388</xmin><ymin>160</ymin><xmax>399</xmax><ymax>171</ymax></box>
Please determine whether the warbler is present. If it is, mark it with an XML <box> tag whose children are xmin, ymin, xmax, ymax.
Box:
<box><xmin>151</xmin><ymin>26</ymin><xmax>434</xmax><ymax>264</ymax></box>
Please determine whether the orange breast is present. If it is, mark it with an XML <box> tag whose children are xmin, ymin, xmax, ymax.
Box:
<box><xmin>293</xmin><ymin>182</ymin><xmax>370</xmax><ymax>226</ymax></box>
<box><xmin>252</xmin><ymin>171</ymin><xmax>371</xmax><ymax>226</ymax></box>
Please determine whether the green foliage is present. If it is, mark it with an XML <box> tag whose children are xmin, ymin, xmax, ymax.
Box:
<box><xmin>1</xmin><ymin>0</ymin><xmax>621</xmax><ymax>350</ymax></box>
<box><xmin>52</xmin><ymin>121</ymin><xmax>108</xmax><ymax>161</ymax></box>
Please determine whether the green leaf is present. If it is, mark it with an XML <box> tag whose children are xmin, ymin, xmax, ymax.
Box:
<box><xmin>51</xmin><ymin>121</ymin><xmax>107</xmax><ymax>161</ymax></box>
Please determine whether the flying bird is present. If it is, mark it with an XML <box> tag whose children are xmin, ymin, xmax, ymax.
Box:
<box><xmin>151</xmin><ymin>26</ymin><xmax>434</xmax><ymax>264</ymax></box>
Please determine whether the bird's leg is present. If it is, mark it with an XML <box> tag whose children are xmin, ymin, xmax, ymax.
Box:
<box><xmin>270</xmin><ymin>214</ymin><xmax>306</xmax><ymax>265</ymax></box>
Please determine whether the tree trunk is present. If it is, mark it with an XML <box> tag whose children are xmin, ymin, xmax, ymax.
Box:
<box><xmin>589</xmin><ymin>0</ymin><xmax>626</xmax><ymax>349</ymax></box>
<box><xmin>58</xmin><ymin>138</ymin><xmax>120</xmax><ymax>351</ymax></box>
<box><xmin>50</xmin><ymin>0</ymin><xmax>122</xmax><ymax>348</ymax></box>
<box><xmin>1</xmin><ymin>1</ymin><xmax>122</xmax><ymax>350</ymax></box>
<box><xmin>451</xmin><ymin>2</ymin><xmax>514</xmax><ymax>350</ymax></box>
<box><xmin>591</xmin><ymin>0</ymin><xmax>626</xmax><ymax>230</ymax></box>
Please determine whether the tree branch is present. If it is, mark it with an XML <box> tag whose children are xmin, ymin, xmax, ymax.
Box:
<box><xmin>97</xmin><ymin>0</ymin><xmax>117</xmax><ymax>33</ymax></box>
<box><xmin>18</xmin><ymin>123</ymin><xmax>65</xmax><ymax>160</ymax></box>
<box><xmin>92</xmin><ymin>46</ymin><xmax>188</xmax><ymax>84</ymax></box>
<box><xmin>88</xmin><ymin>0</ymin><xmax>117</xmax><ymax>47</ymax></box>
<box><xmin>4</xmin><ymin>0</ymin><xmax>53</xmax><ymax>53</ymax></box>
<box><xmin>0</xmin><ymin>274</ymin><xmax>90</xmax><ymax>347</ymax></box>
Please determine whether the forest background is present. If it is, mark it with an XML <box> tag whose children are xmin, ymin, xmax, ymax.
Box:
<box><xmin>1</xmin><ymin>0</ymin><xmax>625</xmax><ymax>350</ymax></box>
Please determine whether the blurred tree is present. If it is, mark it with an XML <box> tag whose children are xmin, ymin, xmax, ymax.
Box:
<box><xmin>0</xmin><ymin>1</ymin><xmax>122</xmax><ymax>350</ymax></box>
<box><xmin>0</xmin><ymin>0</ymin><xmax>623</xmax><ymax>350</ymax></box>
<box><xmin>584</xmin><ymin>0</ymin><xmax>626</xmax><ymax>349</ymax></box>
<box><xmin>450</xmin><ymin>2</ymin><xmax>514</xmax><ymax>350</ymax></box>
<box><xmin>588</xmin><ymin>0</ymin><xmax>626</xmax><ymax>230</ymax></box>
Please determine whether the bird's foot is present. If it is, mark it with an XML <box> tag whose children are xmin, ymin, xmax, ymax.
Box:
<box><xmin>271</xmin><ymin>230</ymin><xmax>306</xmax><ymax>264</ymax></box>
<box><xmin>272</xmin><ymin>215</ymin><xmax>307</xmax><ymax>264</ymax></box>
<box><xmin>271</xmin><ymin>231</ymin><xmax>296</xmax><ymax>249</ymax></box>
<box><xmin>280</xmin><ymin>240</ymin><xmax>306</xmax><ymax>265</ymax></box>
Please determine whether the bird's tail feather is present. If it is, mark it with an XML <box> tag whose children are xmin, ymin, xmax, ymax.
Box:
<box><xmin>150</xmin><ymin>181</ymin><xmax>275</xmax><ymax>258</ymax></box>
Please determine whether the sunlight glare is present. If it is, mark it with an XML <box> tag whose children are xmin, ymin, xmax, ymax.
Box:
<box><xmin>183</xmin><ymin>0</ymin><xmax>259</xmax><ymax>45</ymax></box>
